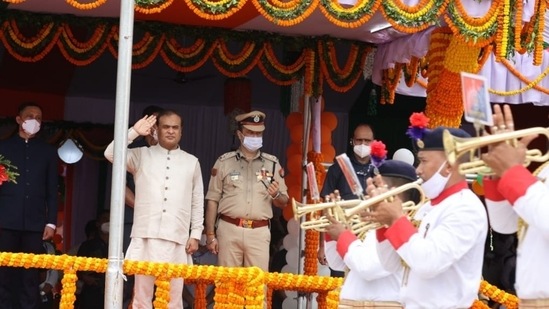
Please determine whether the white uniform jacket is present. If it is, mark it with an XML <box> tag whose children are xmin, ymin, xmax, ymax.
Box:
<box><xmin>376</xmin><ymin>181</ymin><xmax>487</xmax><ymax>309</ymax></box>
<box><xmin>325</xmin><ymin>230</ymin><xmax>401</xmax><ymax>302</ymax></box>
<box><xmin>105</xmin><ymin>129</ymin><xmax>204</xmax><ymax>245</ymax></box>
<box><xmin>484</xmin><ymin>164</ymin><xmax>549</xmax><ymax>299</ymax></box>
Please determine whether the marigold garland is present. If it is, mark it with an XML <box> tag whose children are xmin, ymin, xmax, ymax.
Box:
<box><xmin>426</xmin><ymin>31</ymin><xmax>480</xmax><ymax>128</ymax></box>
<box><xmin>257</xmin><ymin>54</ymin><xmax>303</xmax><ymax>86</ymax></box>
<box><xmin>381</xmin><ymin>0</ymin><xmax>449</xmax><ymax>33</ymax></box>
<box><xmin>318</xmin><ymin>0</ymin><xmax>382</xmax><ymax>28</ymax></box>
<box><xmin>1</xmin><ymin>20</ymin><xmax>61</xmax><ymax>62</ymax></box>
<box><xmin>444</xmin><ymin>0</ymin><xmax>499</xmax><ymax>47</ymax></box>
<box><xmin>6</xmin><ymin>0</ymin><xmax>543</xmax><ymax>49</ymax></box>
<box><xmin>470</xmin><ymin>299</ymin><xmax>490</xmax><ymax>309</ymax></box>
<box><xmin>159</xmin><ymin>38</ymin><xmax>216</xmax><ymax>72</ymax></box>
<box><xmin>251</xmin><ymin>0</ymin><xmax>318</xmax><ymax>27</ymax></box>
<box><xmin>211</xmin><ymin>40</ymin><xmax>262</xmax><ymax>77</ymax></box>
<box><xmin>194</xmin><ymin>282</ymin><xmax>208</xmax><ymax>309</ymax></box>
<box><xmin>256</xmin><ymin>44</ymin><xmax>305</xmax><ymax>86</ymax></box>
<box><xmin>477</xmin><ymin>45</ymin><xmax>493</xmax><ymax>69</ymax></box>
<box><xmin>304</xmin><ymin>49</ymin><xmax>316</xmax><ymax>96</ymax></box>
<box><xmin>496</xmin><ymin>0</ymin><xmax>512</xmax><ymax>61</ymax></box>
<box><xmin>303</xmin><ymin>151</ymin><xmax>327</xmax><ymax>276</ymax></box>
<box><xmin>532</xmin><ymin>0</ymin><xmax>546</xmax><ymax>65</ymax></box>
<box><xmin>154</xmin><ymin>277</ymin><xmax>171</xmax><ymax>309</ymax></box>
<box><xmin>318</xmin><ymin>41</ymin><xmax>369</xmax><ymax>92</ymax></box>
<box><xmin>0</xmin><ymin>11</ymin><xmax>370</xmax><ymax>95</ymax></box>
<box><xmin>132</xmin><ymin>35</ymin><xmax>165</xmax><ymax>69</ymax></box>
<box><xmin>513</xmin><ymin>0</ymin><xmax>523</xmax><ymax>51</ymax></box>
<box><xmin>135</xmin><ymin>0</ymin><xmax>174</xmax><ymax>14</ymax></box>
<box><xmin>0</xmin><ymin>252</ymin><xmax>330</xmax><ymax>308</ymax></box>
<box><xmin>65</xmin><ymin>0</ymin><xmax>107</xmax><ymax>10</ymax></box>
<box><xmin>479</xmin><ymin>280</ymin><xmax>519</xmax><ymax>309</ymax></box>
<box><xmin>4</xmin><ymin>3</ymin><xmax>549</xmax><ymax>120</ymax></box>
<box><xmin>59</xmin><ymin>23</ymin><xmax>112</xmax><ymax>54</ymax></box>
<box><xmin>183</xmin><ymin>0</ymin><xmax>248</xmax><ymax>20</ymax></box>
<box><xmin>380</xmin><ymin>63</ymin><xmax>403</xmax><ymax>104</ymax></box>
<box><xmin>403</xmin><ymin>56</ymin><xmax>420</xmax><ymax>87</ymax></box>
<box><xmin>488</xmin><ymin>60</ymin><xmax>549</xmax><ymax>96</ymax></box>
<box><xmin>59</xmin><ymin>269</ymin><xmax>77</xmax><ymax>309</ymax></box>
<box><xmin>263</xmin><ymin>44</ymin><xmax>306</xmax><ymax>74</ymax></box>
<box><xmin>8</xmin><ymin>20</ymin><xmax>56</xmax><ymax>50</ymax></box>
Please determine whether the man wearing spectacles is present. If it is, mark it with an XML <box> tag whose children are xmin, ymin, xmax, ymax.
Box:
<box><xmin>318</xmin><ymin>123</ymin><xmax>376</xmax><ymax>277</ymax></box>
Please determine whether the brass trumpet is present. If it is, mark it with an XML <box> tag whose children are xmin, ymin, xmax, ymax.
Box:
<box><xmin>344</xmin><ymin>179</ymin><xmax>425</xmax><ymax>218</ymax></box>
<box><xmin>292</xmin><ymin>198</ymin><xmax>367</xmax><ymax>232</ymax></box>
<box><xmin>292</xmin><ymin>179</ymin><xmax>425</xmax><ymax>237</ymax></box>
<box><xmin>443</xmin><ymin>127</ymin><xmax>549</xmax><ymax>175</ymax></box>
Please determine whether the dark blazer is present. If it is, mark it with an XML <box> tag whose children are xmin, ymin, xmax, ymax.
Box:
<box><xmin>0</xmin><ymin>134</ymin><xmax>58</xmax><ymax>232</ymax></box>
<box><xmin>320</xmin><ymin>154</ymin><xmax>376</xmax><ymax>201</ymax></box>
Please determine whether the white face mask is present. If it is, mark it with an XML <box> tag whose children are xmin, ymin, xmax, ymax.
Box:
<box><xmin>353</xmin><ymin>144</ymin><xmax>371</xmax><ymax>158</ymax></box>
<box><xmin>100</xmin><ymin>222</ymin><xmax>110</xmax><ymax>234</ymax></box>
<box><xmin>421</xmin><ymin>160</ymin><xmax>451</xmax><ymax>199</ymax></box>
<box><xmin>22</xmin><ymin>119</ymin><xmax>41</xmax><ymax>135</ymax></box>
<box><xmin>242</xmin><ymin>136</ymin><xmax>263</xmax><ymax>152</ymax></box>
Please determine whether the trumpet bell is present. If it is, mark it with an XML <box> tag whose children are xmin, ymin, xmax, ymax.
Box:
<box><xmin>291</xmin><ymin>198</ymin><xmax>362</xmax><ymax>222</ymax></box>
<box><xmin>443</xmin><ymin>127</ymin><xmax>549</xmax><ymax>175</ymax></box>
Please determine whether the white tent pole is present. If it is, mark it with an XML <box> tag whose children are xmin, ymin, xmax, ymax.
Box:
<box><xmin>297</xmin><ymin>94</ymin><xmax>312</xmax><ymax>309</ymax></box>
<box><xmin>105</xmin><ymin>0</ymin><xmax>135</xmax><ymax>308</ymax></box>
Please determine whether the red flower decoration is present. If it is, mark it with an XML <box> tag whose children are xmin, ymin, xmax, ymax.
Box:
<box><xmin>409</xmin><ymin>112</ymin><xmax>429</xmax><ymax>128</ymax></box>
<box><xmin>370</xmin><ymin>140</ymin><xmax>387</xmax><ymax>158</ymax></box>
<box><xmin>370</xmin><ymin>140</ymin><xmax>387</xmax><ymax>167</ymax></box>
<box><xmin>0</xmin><ymin>155</ymin><xmax>19</xmax><ymax>185</ymax></box>
<box><xmin>0</xmin><ymin>165</ymin><xmax>8</xmax><ymax>184</ymax></box>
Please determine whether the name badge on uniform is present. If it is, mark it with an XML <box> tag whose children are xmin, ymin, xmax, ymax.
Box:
<box><xmin>230</xmin><ymin>171</ymin><xmax>240</xmax><ymax>181</ymax></box>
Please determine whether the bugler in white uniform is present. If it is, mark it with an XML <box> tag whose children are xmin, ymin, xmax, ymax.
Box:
<box><xmin>484</xmin><ymin>163</ymin><xmax>549</xmax><ymax>305</ymax></box>
<box><xmin>325</xmin><ymin>230</ymin><xmax>402</xmax><ymax>303</ymax></box>
<box><xmin>376</xmin><ymin>182</ymin><xmax>487</xmax><ymax>309</ymax></box>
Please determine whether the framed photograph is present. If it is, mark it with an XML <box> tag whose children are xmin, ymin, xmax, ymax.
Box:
<box><xmin>460</xmin><ymin>72</ymin><xmax>493</xmax><ymax>126</ymax></box>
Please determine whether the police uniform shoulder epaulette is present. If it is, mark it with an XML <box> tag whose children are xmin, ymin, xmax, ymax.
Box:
<box><xmin>218</xmin><ymin>151</ymin><xmax>237</xmax><ymax>161</ymax></box>
<box><xmin>261</xmin><ymin>152</ymin><xmax>279</xmax><ymax>163</ymax></box>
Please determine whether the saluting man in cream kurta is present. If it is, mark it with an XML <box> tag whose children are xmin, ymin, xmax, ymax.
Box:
<box><xmin>205</xmin><ymin>111</ymin><xmax>288</xmax><ymax>271</ymax></box>
<box><xmin>105</xmin><ymin>110</ymin><xmax>204</xmax><ymax>309</ymax></box>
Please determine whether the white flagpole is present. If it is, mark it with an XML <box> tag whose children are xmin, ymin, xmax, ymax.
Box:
<box><xmin>105</xmin><ymin>0</ymin><xmax>135</xmax><ymax>308</ymax></box>
<box><xmin>298</xmin><ymin>95</ymin><xmax>313</xmax><ymax>309</ymax></box>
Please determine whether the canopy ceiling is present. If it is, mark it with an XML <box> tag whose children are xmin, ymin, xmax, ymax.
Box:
<box><xmin>6</xmin><ymin>0</ymin><xmax>405</xmax><ymax>44</ymax></box>
<box><xmin>1</xmin><ymin>0</ymin><xmax>549</xmax><ymax>116</ymax></box>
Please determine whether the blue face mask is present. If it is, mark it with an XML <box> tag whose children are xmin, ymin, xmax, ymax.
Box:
<box><xmin>242</xmin><ymin>136</ymin><xmax>263</xmax><ymax>151</ymax></box>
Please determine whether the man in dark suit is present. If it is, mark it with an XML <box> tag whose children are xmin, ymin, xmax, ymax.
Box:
<box><xmin>0</xmin><ymin>102</ymin><xmax>59</xmax><ymax>309</ymax></box>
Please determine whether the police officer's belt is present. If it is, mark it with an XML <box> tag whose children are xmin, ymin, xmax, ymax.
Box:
<box><xmin>220</xmin><ymin>214</ymin><xmax>269</xmax><ymax>229</ymax></box>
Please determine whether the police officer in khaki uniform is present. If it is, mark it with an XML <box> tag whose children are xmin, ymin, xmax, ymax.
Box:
<box><xmin>205</xmin><ymin>111</ymin><xmax>288</xmax><ymax>271</ymax></box>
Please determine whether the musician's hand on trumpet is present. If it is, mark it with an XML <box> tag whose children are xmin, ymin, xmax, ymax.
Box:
<box><xmin>365</xmin><ymin>176</ymin><xmax>405</xmax><ymax>227</ymax></box>
<box><xmin>481</xmin><ymin>105</ymin><xmax>539</xmax><ymax>177</ymax></box>
<box><xmin>324</xmin><ymin>214</ymin><xmax>349</xmax><ymax>241</ymax></box>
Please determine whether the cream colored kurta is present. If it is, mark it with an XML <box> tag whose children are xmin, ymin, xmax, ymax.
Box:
<box><xmin>105</xmin><ymin>129</ymin><xmax>204</xmax><ymax>247</ymax></box>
